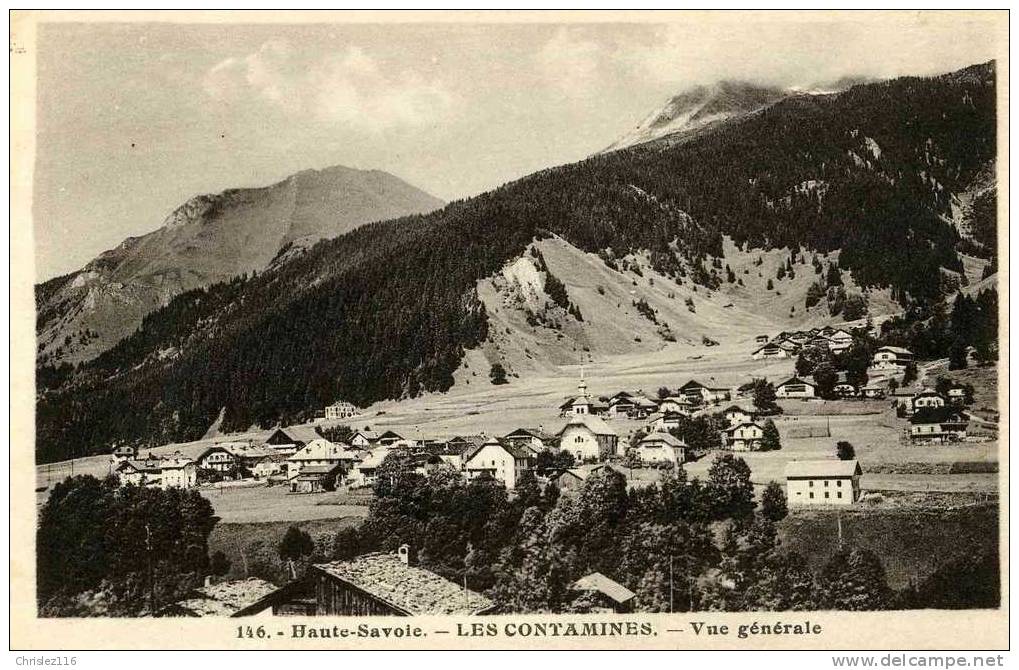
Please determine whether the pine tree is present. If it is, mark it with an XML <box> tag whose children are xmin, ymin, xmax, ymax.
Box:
<box><xmin>820</xmin><ymin>548</ymin><xmax>892</xmax><ymax>611</ymax></box>
<box><xmin>761</xmin><ymin>420</ymin><xmax>781</xmax><ymax>452</ymax></box>
<box><xmin>760</xmin><ymin>482</ymin><xmax>788</xmax><ymax>521</ymax></box>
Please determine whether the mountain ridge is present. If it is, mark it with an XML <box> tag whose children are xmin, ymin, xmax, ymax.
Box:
<box><xmin>36</xmin><ymin>165</ymin><xmax>444</xmax><ymax>365</ymax></box>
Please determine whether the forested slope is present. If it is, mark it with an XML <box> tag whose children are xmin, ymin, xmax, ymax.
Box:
<box><xmin>37</xmin><ymin>62</ymin><xmax>997</xmax><ymax>462</ymax></box>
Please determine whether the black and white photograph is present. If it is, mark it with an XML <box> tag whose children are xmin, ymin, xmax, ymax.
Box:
<box><xmin>10</xmin><ymin>9</ymin><xmax>1008</xmax><ymax>651</ymax></box>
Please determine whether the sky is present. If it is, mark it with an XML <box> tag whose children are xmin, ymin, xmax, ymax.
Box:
<box><xmin>32</xmin><ymin>14</ymin><xmax>1003</xmax><ymax>280</ymax></box>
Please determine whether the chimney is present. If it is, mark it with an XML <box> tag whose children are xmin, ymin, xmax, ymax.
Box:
<box><xmin>398</xmin><ymin>544</ymin><xmax>412</xmax><ymax>566</ymax></box>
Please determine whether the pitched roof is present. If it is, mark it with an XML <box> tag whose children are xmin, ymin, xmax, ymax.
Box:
<box><xmin>679</xmin><ymin>380</ymin><xmax>706</xmax><ymax>391</ymax></box>
<box><xmin>288</xmin><ymin>438</ymin><xmax>357</xmax><ymax>461</ymax></box>
<box><xmin>632</xmin><ymin>395</ymin><xmax>660</xmax><ymax>408</ymax></box>
<box><xmin>161</xmin><ymin>458</ymin><xmax>195</xmax><ymax>470</ymax></box>
<box><xmin>356</xmin><ymin>447</ymin><xmax>394</xmax><ymax>470</ymax></box>
<box><xmin>295</xmin><ymin>463</ymin><xmax>344</xmax><ymax>478</ymax></box>
<box><xmin>267</xmin><ymin>425</ymin><xmax>323</xmax><ymax>445</ymax></box>
<box><xmin>228</xmin><ymin>445</ymin><xmax>276</xmax><ymax>459</ymax></box>
<box><xmin>196</xmin><ymin>446</ymin><xmax>235</xmax><ymax>461</ymax></box>
<box><xmin>572</xmin><ymin>573</ymin><xmax>636</xmax><ymax>604</ymax></box>
<box><xmin>558</xmin><ymin>414</ymin><xmax>618</xmax><ymax>437</ymax></box>
<box><xmin>351</xmin><ymin>429</ymin><xmax>380</xmax><ymax>441</ymax></box>
<box><xmin>647</xmin><ymin>411</ymin><xmax>685</xmax><ymax>423</ymax></box>
<box><xmin>638</xmin><ymin>432</ymin><xmax>686</xmax><ymax>448</ymax></box>
<box><xmin>785</xmin><ymin>459</ymin><xmax>862</xmax><ymax>479</ymax></box>
<box><xmin>876</xmin><ymin>346</ymin><xmax>913</xmax><ymax>355</ymax></box>
<box><xmin>117</xmin><ymin>459</ymin><xmax>165</xmax><ymax>473</ymax></box>
<box><xmin>463</xmin><ymin>438</ymin><xmax>531</xmax><ymax>464</ymax></box>
<box><xmin>660</xmin><ymin>396</ymin><xmax>694</xmax><ymax>405</ymax></box>
<box><xmin>778</xmin><ymin>376</ymin><xmax>816</xmax><ymax>388</ymax></box>
<box><xmin>313</xmin><ymin>554</ymin><xmax>493</xmax><ymax>615</ymax></box>
<box><xmin>504</xmin><ymin>427</ymin><xmax>554</xmax><ymax>441</ymax></box>
<box><xmin>377</xmin><ymin>430</ymin><xmax>404</xmax><ymax>440</ymax></box>
<box><xmin>170</xmin><ymin>578</ymin><xmax>279</xmax><ymax>617</ymax></box>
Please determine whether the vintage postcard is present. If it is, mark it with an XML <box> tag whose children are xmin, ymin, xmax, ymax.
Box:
<box><xmin>9</xmin><ymin>9</ymin><xmax>1009</xmax><ymax>651</ymax></box>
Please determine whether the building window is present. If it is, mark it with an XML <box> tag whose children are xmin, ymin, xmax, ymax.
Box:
<box><xmin>837</xmin><ymin>492</ymin><xmax>843</xmax><ymax>499</ymax></box>
<box><xmin>837</xmin><ymin>480</ymin><xmax>842</xmax><ymax>487</ymax></box>
<box><xmin>809</xmin><ymin>480</ymin><xmax>814</xmax><ymax>487</ymax></box>
<box><xmin>809</xmin><ymin>492</ymin><xmax>814</xmax><ymax>499</ymax></box>
<box><xmin>824</xmin><ymin>480</ymin><xmax>829</xmax><ymax>487</ymax></box>
<box><xmin>825</xmin><ymin>492</ymin><xmax>829</xmax><ymax>499</ymax></box>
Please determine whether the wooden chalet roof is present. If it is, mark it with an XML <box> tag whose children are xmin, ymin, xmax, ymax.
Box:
<box><xmin>504</xmin><ymin>427</ymin><xmax>555</xmax><ymax>441</ymax></box>
<box><xmin>167</xmin><ymin>578</ymin><xmax>278</xmax><ymax>617</ymax></box>
<box><xmin>288</xmin><ymin>438</ymin><xmax>357</xmax><ymax>461</ymax></box>
<box><xmin>266</xmin><ymin>425</ymin><xmax>323</xmax><ymax>445</ymax></box>
<box><xmin>638</xmin><ymin>432</ymin><xmax>686</xmax><ymax>448</ymax></box>
<box><xmin>572</xmin><ymin>573</ymin><xmax>636</xmax><ymax>604</ymax></box>
<box><xmin>313</xmin><ymin>553</ymin><xmax>494</xmax><ymax>615</ymax></box>
<box><xmin>351</xmin><ymin>429</ymin><xmax>380</xmax><ymax>441</ymax></box>
<box><xmin>463</xmin><ymin>438</ymin><xmax>532</xmax><ymax>464</ymax></box>
<box><xmin>660</xmin><ymin>395</ymin><xmax>694</xmax><ymax>405</ymax></box>
<box><xmin>196</xmin><ymin>446</ymin><xmax>236</xmax><ymax>462</ymax></box>
<box><xmin>295</xmin><ymin>463</ymin><xmax>345</xmax><ymax>479</ymax></box>
<box><xmin>876</xmin><ymin>346</ymin><xmax>913</xmax><ymax>355</ymax></box>
<box><xmin>116</xmin><ymin>459</ymin><xmax>165</xmax><ymax>474</ymax></box>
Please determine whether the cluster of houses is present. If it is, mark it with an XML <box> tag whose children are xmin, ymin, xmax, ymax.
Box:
<box><xmin>558</xmin><ymin>377</ymin><xmax>731</xmax><ymax>419</ymax></box>
<box><xmin>751</xmin><ymin>326</ymin><xmax>857</xmax><ymax>360</ymax></box>
<box><xmin>110</xmin><ymin>450</ymin><xmax>199</xmax><ymax>490</ymax></box>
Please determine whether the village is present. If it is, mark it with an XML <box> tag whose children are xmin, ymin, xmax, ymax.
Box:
<box><xmin>37</xmin><ymin>320</ymin><xmax>998</xmax><ymax>618</ymax></box>
<box><xmin>103</xmin><ymin>323</ymin><xmax>989</xmax><ymax>500</ymax></box>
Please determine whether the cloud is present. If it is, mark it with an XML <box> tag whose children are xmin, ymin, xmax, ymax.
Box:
<box><xmin>202</xmin><ymin>40</ymin><xmax>454</xmax><ymax>131</ymax></box>
<box><xmin>534</xmin><ymin>28</ymin><xmax>603</xmax><ymax>97</ymax></box>
<box><xmin>614</xmin><ymin>19</ymin><xmax>1000</xmax><ymax>92</ymax></box>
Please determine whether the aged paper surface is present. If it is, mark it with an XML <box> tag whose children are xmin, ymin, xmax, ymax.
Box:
<box><xmin>10</xmin><ymin>9</ymin><xmax>1009</xmax><ymax>650</ymax></box>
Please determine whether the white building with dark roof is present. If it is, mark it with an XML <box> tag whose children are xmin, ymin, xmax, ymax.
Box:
<box><xmin>462</xmin><ymin>437</ymin><xmax>532</xmax><ymax>490</ymax></box>
<box><xmin>785</xmin><ymin>459</ymin><xmax>862</xmax><ymax>506</ymax></box>
<box><xmin>775</xmin><ymin>377</ymin><xmax>817</xmax><ymax>399</ymax></box>
<box><xmin>557</xmin><ymin>415</ymin><xmax>619</xmax><ymax>462</ymax></box>
<box><xmin>634</xmin><ymin>432</ymin><xmax>686</xmax><ymax>466</ymax></box>
<box><xmin>872</xmin><ymin>346</ymin><xmax>914</xmax><ymax>370</ymax></box>
<box><xmin>503</xmin><ymin>427</ymin><xmax>555</xmax><ymax>454</ymax></box>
